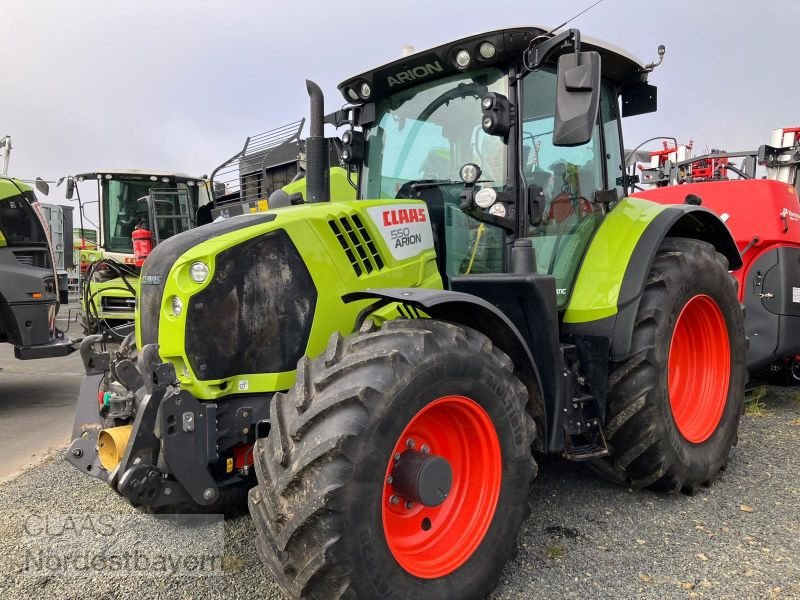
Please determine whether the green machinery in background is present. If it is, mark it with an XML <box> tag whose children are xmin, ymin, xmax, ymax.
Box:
<box><xmin>0</xmin><ymin>175</ymin><xmax>75</xmax><ymax>360</ymax></box>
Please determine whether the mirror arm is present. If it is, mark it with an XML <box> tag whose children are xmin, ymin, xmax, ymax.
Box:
<box><xmin>525</xmin><ymin>28</ymin><xmax>582</xmax><ymax>72</ymax></box>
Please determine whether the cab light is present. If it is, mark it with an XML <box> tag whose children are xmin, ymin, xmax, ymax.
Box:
<box><xmin>479</xmin><ymin>42</ymin><xmax>496</xmax><ymax>59</ymax></box>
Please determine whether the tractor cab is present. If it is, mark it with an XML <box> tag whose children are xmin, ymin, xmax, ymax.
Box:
<box><xmin>336</xmin><ymin>26</ymin><xmax>657</xmax><ymax>304</ymax></box>
<box><xmin>64</xmin><ymin>169</ymin><xmax>211</xmax><ymax>335</ymax></box>
<box><xmin>68</xmin><ymin>170</ymin><xmax>211</xmax><ymax>262</ymax></box>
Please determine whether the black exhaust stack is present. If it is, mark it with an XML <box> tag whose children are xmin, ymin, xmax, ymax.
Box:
<box><xmin>305</xmin><ymin>80</ymin><xmax>330</xmax><ymax>203</ymax></box>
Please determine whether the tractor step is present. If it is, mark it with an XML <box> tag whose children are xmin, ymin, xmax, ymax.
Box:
<box><xmin>564</xmin><ymin>420</ymin><xmax>609</xmax><ymax>461</ymax></box>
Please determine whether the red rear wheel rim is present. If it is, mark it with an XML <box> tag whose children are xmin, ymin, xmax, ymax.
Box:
<box><xmin>668</xmin><ymin>294</ymin><xmax>731</xmax><ymax>443</ymax></box>
<box><xmin>381</xmin><ymin>395</ymin><xmax>502</xmax><ymax>579</ymax></box>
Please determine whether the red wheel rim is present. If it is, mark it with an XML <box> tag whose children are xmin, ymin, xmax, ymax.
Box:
<box><xmin>668</xmin><ymin>294</ymin><xmax>731</xmax><ymax>443</ymax></box>
<box><xmin>381</xmin><ymin>395</ymin><xmax>502</xmax><ymax>579</ymax></box>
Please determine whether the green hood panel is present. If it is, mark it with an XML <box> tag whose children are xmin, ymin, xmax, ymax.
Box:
<box><xmin>138</xmin><ymin>196</ymin><xmax>441</xmax><ymax>400</ymax></box>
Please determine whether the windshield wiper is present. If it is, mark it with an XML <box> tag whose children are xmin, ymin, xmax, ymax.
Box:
<box><xmin>410</xmin><ymin>179</ymin><xmax>462</xmax><ymax>189</ymax></box>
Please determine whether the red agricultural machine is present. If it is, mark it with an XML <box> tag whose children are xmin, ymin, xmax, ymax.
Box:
<box><xmin>633</xmin><ymin>126</ymin><xmax>800</xmax><ymax>380</ymax></box>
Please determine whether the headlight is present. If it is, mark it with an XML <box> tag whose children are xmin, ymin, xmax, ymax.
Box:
<box><xmin>455</xmin><ymin>49</ymin><xmax>471</xmax><ymax>68</ymax></box>
<box><xmin>459</xmin><ymin>163</ymin><xmax>482</xmax><ymax>184</ymax></box>
<box><xmin>359</xmin><ymin>82</ymin><xmax>371</xmax><ymax>99</ymax></box>
<box><xmin>475</xmin><ymin>188</ymin><xmax>497</xmax><ymax>209</ymax></box>
<box><xmin>171</xmin><ymin>295</ymin><xmax>183</xmax><ymax>316</ymax></box>
<box><xmin>189</xmin><ymin>261</ymin><xmax>209</xmax><ymax>283</ymax></box>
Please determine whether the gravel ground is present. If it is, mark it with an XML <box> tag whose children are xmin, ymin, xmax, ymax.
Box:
<box><xmin>0</xmin><ymin>386</ymin><xmax>797</xmax><ymax>600</ymax></box>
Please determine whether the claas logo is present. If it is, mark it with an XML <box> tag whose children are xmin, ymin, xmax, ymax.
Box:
<box><xmin>382</xmin><ymin>208</ymin><xmax>427</xmax><ymax>227</ymax></box>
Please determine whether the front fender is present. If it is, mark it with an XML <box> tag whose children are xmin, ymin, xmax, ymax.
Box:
<box><xmin>343</xmin><ymin>287</ymin><xmax>549</xmax><ymax>443</ymax></box>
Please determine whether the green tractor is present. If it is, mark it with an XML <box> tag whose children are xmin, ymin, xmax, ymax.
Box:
<box><xmin>67</xmin><ymin>27</ymin><xmax>746</xmax><ymax>599</ymax></box>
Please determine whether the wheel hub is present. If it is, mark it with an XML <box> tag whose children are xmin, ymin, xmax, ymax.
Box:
<box><xmin>381</xmin><ymin>395</ymin><xmax>502</xmax><ymax>579</ymax></box>
<box><xmin>390</xmin><ymin>450</ymin><xmax>452</xmax><ymax>507</ymax></box>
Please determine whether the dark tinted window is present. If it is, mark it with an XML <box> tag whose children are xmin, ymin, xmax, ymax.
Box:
<box><xmin>0</xmin><ymin>191</ymin><xmax>48</xmax><ymax>246</ymax></box>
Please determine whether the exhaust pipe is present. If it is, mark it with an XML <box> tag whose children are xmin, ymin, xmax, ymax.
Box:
<box><xmin>305</xmin><ymin>80</ymin><xmax>330</xmax><ymax>203</ymax></box>
<box><xmin>97</xmin><ymin>425</ymin><xmax>133</xmax><ymax>471</ymax></box>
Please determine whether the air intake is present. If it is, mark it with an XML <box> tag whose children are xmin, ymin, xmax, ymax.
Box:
<box><xmin>329</xmin><ymin>215</ymin><xmax>384</xmax><ymax>277</ymax></box>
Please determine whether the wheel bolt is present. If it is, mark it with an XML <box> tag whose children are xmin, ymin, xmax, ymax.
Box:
<box><xmin>386</xmin><ymin>476</ymin><xmax>393</xmax><ymax>485</ymax></box>
<box><xmin>389</xmin><ymin>495</ymin><xmax>399</xmax><ymax>505</ymax></box>
<box><xmin>394</xmin><ymin>453</ymin><xmax>401</xmax><ymax>461</ymax></box>
<box><xmin>406</xmin><ymin>438</ymin><xmax>416</xmax><ymax>449</ymax></box>
<box><xmin>420</xmin><ymin>444</ymin><xmax>430</xmax><ymax>454</ymax></box>
<box><xmin>405</xmin><ymin>501</ymin><xmax>415</xmax><ymax>509</ymax></box>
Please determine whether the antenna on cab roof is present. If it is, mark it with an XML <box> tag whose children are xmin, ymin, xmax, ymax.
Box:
<box><xmin>547</xmin><ymin>0</ymin><xmax>606</xmax><ymax>36</ymax></box>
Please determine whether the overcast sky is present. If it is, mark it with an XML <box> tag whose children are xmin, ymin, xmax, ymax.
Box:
<box><xmin>3</xmin><ymin>0</ymin><xmax>798</xmax><ymax>216</ymax></box>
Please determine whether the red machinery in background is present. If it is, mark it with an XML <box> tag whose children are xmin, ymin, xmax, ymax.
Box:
<box><xmin>632</xmin><ymin>127</ymin><xmax>800</xmax><ymax>380</ymax></box>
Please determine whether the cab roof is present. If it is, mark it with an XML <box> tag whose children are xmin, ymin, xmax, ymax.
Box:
<box><xmin>73</xmin><ymin>169</ymin><xmax>204</xmax><ymax>183</ymax></box>
<box><xmin>338</xmin><ymin>26</ymin><xmax>649</xmax><ymax>104</ymax></box>
<box><xmin>0</xmin><ymin>176</ymin><xmax>32</xmax><ymax>200</ymax></box>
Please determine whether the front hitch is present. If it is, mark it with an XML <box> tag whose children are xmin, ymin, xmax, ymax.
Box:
<box><xmin>65</xmin><ymin>338</ymin><xmax>269</xmax><ymax>508</ymax></box>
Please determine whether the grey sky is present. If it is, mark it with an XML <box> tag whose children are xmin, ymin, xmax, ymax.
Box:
<box><xmin>3</xmin><ymin>0</ymin><xmax>798</xmax><ymax>216</ymax></box>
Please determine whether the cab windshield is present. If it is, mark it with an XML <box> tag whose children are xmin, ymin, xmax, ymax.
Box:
<box><xmin>361</xmin><ymin>68</ymin><xmax>507</xmax><ymax>199</ymax></box>
<box><xmin>102</xmin><ymin>179</ymin><xmax>197</xmax><ymax>253</ymax></box>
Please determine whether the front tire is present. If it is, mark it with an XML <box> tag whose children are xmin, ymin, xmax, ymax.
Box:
<box><xmin>249</xmin><ymin>319</ymin><xmax>537</xmax><ymax>599</ymax></box>
<box><xmin>591</xmin><ymin>238</ymin><xmax>746</xmax><ymax>493</ymax></box>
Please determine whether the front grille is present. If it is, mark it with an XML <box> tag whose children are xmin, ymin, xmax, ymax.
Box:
<box><xmin>13</xmin><ymin>250</ymin><xmax>49</xmax><ymax>269</ymax></box>
<box><xmin>101</xmin><ymin>296</ymin><xmax>136</xmax><ymax>313</ymax></box>
<box><xmin>329</xmin><ymin>214</ymin><xmax>384</xmax><ymax>277</ymax></box>
<box><xmin>185</xmin><ymin>229</ymin><xmax>317</xmax><ymax>380</ymax></box>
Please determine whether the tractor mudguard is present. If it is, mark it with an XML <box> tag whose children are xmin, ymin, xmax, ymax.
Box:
<box><xmin>343</xmin><ymin>286</ymin><xmax>551</xmax><ymax>445</ymax></box>
<box><xmin>563</xmin><ymin>198</ymin><xmax>742</xmax><ymax>361</ymax></box>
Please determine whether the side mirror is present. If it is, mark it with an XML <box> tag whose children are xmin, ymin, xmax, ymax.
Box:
<box><xmin>34</xmin><ymin>177</ymin><xmax>50</xmax><ymax>196</ymax></box>
<box><xmin>65</xmin><ymin>176</ymin><xmax>75</xmax><ymax>200</ymax></box>
<box><xmin>553</xmin><ymin>51</ymin><xmax>601</xmax><ymax>147</ymax></box>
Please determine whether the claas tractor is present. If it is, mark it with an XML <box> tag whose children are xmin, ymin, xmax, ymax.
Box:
<box><xmin>66</xmin><ymin>27</ymin><xmax>747</xmax><ymax>599</ymax></box>
<box><xmin>630</xmin><ymin>127</ymin><xmax>800</xmax><ymax>381</ymax></box>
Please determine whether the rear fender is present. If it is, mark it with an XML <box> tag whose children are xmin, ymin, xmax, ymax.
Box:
<box><xmin>563</xmin><ymin>198</ymin><xmax>741</xmax><ymax>361</ymax></box>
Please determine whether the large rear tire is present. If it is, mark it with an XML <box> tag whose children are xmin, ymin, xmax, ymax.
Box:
<box><xmin>590</xmin><ymin>238</ymin><xmax>746</xmax><ymax>493</ymax></box>
<box><xmin>249</xmin><ymin>319</ymin><xmax>537</xmax><ymax>599</ymax></box>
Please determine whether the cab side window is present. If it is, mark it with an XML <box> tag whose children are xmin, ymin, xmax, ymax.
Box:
<box><xmin>601</xmin><ymin>83</ymin><xmax>625</xmax><ymax>200</ymax></box>
<box><xmin>520</xmin><ymin>68</ymin><xmax>605</xmax><ymax>307</ymax></box>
